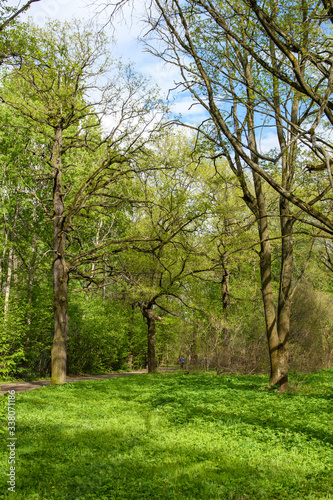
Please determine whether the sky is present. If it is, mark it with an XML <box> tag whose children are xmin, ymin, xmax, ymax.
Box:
<box><xmin>9</xmin><ymin>0</ymin><xmax>279</xmax><ymax>151</ymax></box>
<box><xmin>10</xmin><ymin>0</ymin><xmax>205</xmax><ymax>122</ymax></box>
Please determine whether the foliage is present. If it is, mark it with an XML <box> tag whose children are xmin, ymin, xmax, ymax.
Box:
<box><xmin>0</xmin><ymin>15</ymin><xmax>331</xmax><ymax>386</ymax></box>
<box><xmin>67</xmin><ymin>295</ymin><xmax>146</xmax><ymax>374</ymax></box>
<box><xmin>0</xmin><ymin>371</ymin><xmax>332</xmax><ymax>499</ymax></box>
<box><xmin>290</xmin><ymin>282</ymin><xmax>333</xmax><ymax>372</ymax></box>
<box><xmin>0</xmin><ymin>393</ymin><xmax>5</xmax><ymax>436</ymax></box>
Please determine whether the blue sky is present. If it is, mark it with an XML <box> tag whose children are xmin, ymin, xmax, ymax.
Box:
<box><xmin>10</xmin><ymin>0</ymin><xmax>279</xmax><ymax>151</ymax></box>
<box><xmin>11</xmin><ymin>0</ymin><xmax>206</xmax><ymax>123</ymax></box>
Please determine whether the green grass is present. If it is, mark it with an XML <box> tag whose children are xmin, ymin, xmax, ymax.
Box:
<box><xmin>1</xmin><ymin>370</ymin><xmax>333</xmax><ymax>499</ymax></box>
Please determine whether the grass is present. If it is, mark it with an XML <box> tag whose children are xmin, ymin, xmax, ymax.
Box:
<box><xmin>1</xmin><ymin>370</ymin><xmax>333</xmax><ymax>499</ymax></box>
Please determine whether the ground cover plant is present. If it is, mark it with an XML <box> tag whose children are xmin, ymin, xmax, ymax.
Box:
<box><xmin>1</xmin><ymin>371</ymin><xmax>333</xmax><ymax>500</ymax></box>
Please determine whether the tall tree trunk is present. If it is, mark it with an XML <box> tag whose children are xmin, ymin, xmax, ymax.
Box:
<box><xmin>0</xmin><ymin>220</ymin><xmax>8</xmax><ymax>290</ymax></box>
<box><xmin>275</xmin><ymin>199</ymin><xmax>293</xmax><ymax>391</ymax></box>
<box><xmin>51</xmin><ymin>127</ymin><xmax>68</xmax><ymax>385</ymax></box>
<box><xmin>244</xmin><ymin>65</ymin><xmax>282</xmax><ymax>386</ymax></box>
<box><xmin>0</xmin><ymin>177</ymin><xmax>9</xmax><ymax>289</ymax></box>
<box><xmin>252</xmin><ymin>171</ymin><xmax>284</xmax><ymax>387</ymax></box>
<box><xmin>244</xmin><ymin>51</ymin><xmax>290</xmax><ymax>390</ymax></box>
<box><xmin>4</xmin><ymin>203</ymin><xmax>18</xmax><ymax>324</ymax></box>
<box><xmin>4</xmin><ymin>245</ymin><xmax>13</xmax><ymax>322</ymax></box>
<box><xmin>269</xmin><ymin>31</ymin><xmax>299</xmax><ymax>390</ymax></box>
<box><xmin>246</xmin><ymin>97</ymin><xmax>283</xmax><ymax>386</ymax></box>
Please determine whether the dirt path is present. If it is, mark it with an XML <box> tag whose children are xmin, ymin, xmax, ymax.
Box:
<box><xmin>0</xmin><ymin>370</ymin><xmax>148</xmax><ymax>395</ymax></box>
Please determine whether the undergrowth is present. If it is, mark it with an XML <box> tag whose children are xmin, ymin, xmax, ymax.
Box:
<box><xmin>0</xmin><ymin>370</ymin><xmax>332</xmax><ymax>499</ymax></box>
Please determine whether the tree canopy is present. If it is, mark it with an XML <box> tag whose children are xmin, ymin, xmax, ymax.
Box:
<box><xmin>0</xmin><ymin>2</ymin><xmax>332</xmax><ymax>390</ymax></box>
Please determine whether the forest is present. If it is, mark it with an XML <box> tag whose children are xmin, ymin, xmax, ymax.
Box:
<box><xmin>1</xmin><ymin>1</ymin><xmax>333</xmax><ymax>499</ymax></box>
<box><xmin>0</xmin><ymin>0</ymin><xmax>333</xmax><ymax>392</ymax></box>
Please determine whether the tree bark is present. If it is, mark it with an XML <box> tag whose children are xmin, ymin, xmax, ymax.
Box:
<box><xmin>147</xmin><ymin>2</ymin><xmax>303</xmax><ymax>389</ymax></box>
<box><xmin>221</xmin><ymin>259</ymin><xmax>230</xmax><ymax>311</ymax></box>
<box><xmin>275</xmin><ymin>200</ymin><xmax>293</xmax><ymax>391</ymax></box>
<box><xmin>252</xmin><ymin>172</ymin><xmax>283</xmax><ymax>387</ymax></box>
<box><xmin>244</xmin><ymin>49</ymin><xmax>291</xmax><ymax>391</ymax></box>
<box><xmin>4</xmin><ymin>203</ymin><xmax>18</xmax><ymax>324</ymax></box>
<box><xmin>142</xmin><ymin>304</ymin><xmax>162</xmax><ymax>373</ymax></box>
<box><xmin>51</xmin><ymin>127</ymin><xmax>68</xmax><ymax>385</ymax></box>
<box><xmin>4</xmin><ymin>245</ymin><xmax>13</xmax><ymax>322</ymax></box>
<box><xmin>0</xmin><ymin>219</ymin><xmax>8</xmax><ymax>290</ymax></box>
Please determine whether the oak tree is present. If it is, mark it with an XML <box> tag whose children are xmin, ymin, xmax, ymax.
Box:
<box><xmin>1</xmin><ymin>20</ymin><xmax>164</xmax><ymax>383</ymax></box>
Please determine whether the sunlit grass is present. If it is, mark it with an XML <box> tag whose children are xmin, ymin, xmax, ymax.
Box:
<box><xmin>1</xmin><ymin>370</ymin><xmax>333</xmax><ymax>499</ymax></box>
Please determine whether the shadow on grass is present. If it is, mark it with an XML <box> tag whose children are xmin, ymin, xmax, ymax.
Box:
<box><xmin>2</xmin><ymin>422</ymin><xmax>331</xmax><ymax>500</ymax></box>
<box><xmin>1</xmin><ymin>373</ymin><xmax>332</xmax><ymax>500</ymax></box>
<box><xmin>50</xmin><ymin>374</ymin><xmax>333</xmax><ymax>447</ymax></box>
<box><xmin>128</xmin><ymin>375</ymin><xmax>333</xmax><ymax>447</ymax></box>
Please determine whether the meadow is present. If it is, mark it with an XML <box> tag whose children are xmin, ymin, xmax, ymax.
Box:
<box><xmin>1</xmin><ymin>370</ymin><xmax>333</xmax><ymax>500</ymax></box>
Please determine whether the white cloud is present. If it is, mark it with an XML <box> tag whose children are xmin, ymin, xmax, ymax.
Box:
<box><xmin>171</xmin><ymin>98</ymin><xmax>207</xmax><ymax>119</ymax></box>
<box><xmin>258</xmin><ymin>131</ymin><xmax>279</xmax><ymax>154</ymax></box>
<box><xmin>9</xmin><ymin>1</ymin><xmax>214</xmax><ymax>125</ymax></box>
<box><xmin>140</xmin><ymin>59</ymin><xmax>180</xmax><ymax>91</ymax></box>
<box><xmin>10</xmin><ymin>0</ymin><xmax>92</xmax><ymax>24</ymax></box>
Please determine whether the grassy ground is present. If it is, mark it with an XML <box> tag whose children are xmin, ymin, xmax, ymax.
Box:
<box><xmin>1</xmin><ymin>370</ymin><xmax>333</xmax><ymax>500</ymax></box>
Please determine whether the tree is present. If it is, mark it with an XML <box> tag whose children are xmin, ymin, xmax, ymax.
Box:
<box><xmin>139</xmin><ymin>0</ymin><xmax>330</xmax><ymax>389</ymax></box>
<box><xmin>113</xmin><ymin>132</ymin><xmax>210</xmax><ymax>372</ymax></box>
<box><xmin>1</xmin><ymin>20</ymin><xmax>165</xmax><ymax>383</ymax></box>
<box><xmin>0</xmin><ymin>1</ymin><xmax>40</xmax><ymax>32</ymax></box>
<box><xmin>146</xmin><ymin>0</ymin><xmax>333</xmax><ymax>235</ymax></box>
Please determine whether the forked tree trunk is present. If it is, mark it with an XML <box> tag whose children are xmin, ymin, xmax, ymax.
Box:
<box><xmin>245</xmin><ymin>60</ymin><xmax>292</xmax><ymax>390</ymax></box>
<box><xmin>253</xmin><ymin>176</ymin><xmax>294</xmax><ymax>391</ymax></box>
<box><xmin>268</xmin><ymin>38</ymin><xmax>298</xmax><ymax>391</ymax></box>
<box><xmin>273</xmin><ymin>197</ymin><xmax>294</xmax><ymax>391</ymax></box>
<box><xmin>252</xmin><ymin>171</ymin><xmax>289</xmax><ymax>389</ymax></box>
<box><xmin>51</xmin><ymin>127</ymin><xmax>69</xmax><ymax>385</ymax></box>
